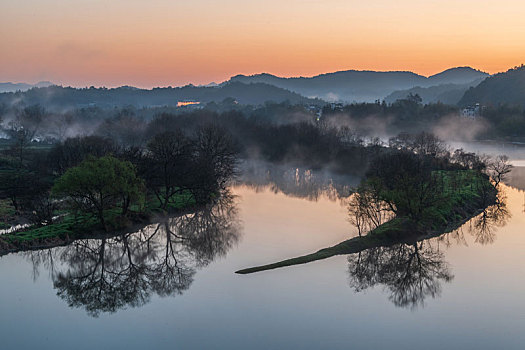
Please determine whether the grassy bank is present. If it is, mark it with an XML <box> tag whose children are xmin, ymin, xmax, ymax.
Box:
<box><xmin>0</xmin><ymin>191</ymin><xmax>197</xmax><ymax>254</ymax></box>
<box><xmin>236</xmin><ymin>170</ymin><xmax>497</xmax><ymax>274</ymax></box>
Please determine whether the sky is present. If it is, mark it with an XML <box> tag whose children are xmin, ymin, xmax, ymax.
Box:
<box><xmin>1</xmin><ymin>0</ymin><xmax>525</xmax><ymax>88</ymax></box>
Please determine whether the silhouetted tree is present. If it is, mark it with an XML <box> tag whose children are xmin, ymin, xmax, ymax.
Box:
<box><xmin>144</xmin><ymin>130</ymin><xmax>193</xmax><ymax>209</ymax></box>
<box><xmin>485</xmin><ymin>155</ymin><xmax>513</xmax><ymax>187</ymax></box>
<box><xmin>189</xmin><ymin>125</ymin><xmax>238</xmax><ymax>202</ymax></box>
<box><xmin>364</xmin><ymin>151</ymin><xmax>443</xmax><ymax>220</ymax></box>
<box><xmin>47</xmin><ymin>136</ymin><xmax>118</xmax><ymax>175</ymax></box>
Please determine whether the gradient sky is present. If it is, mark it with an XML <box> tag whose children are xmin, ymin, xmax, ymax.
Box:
<box><xmin>1</xmin><ymin>0</ymin><xmax>525</xmax><ymax>87</ymax></box>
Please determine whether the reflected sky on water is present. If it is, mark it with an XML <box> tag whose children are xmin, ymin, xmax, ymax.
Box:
<box><xmin>0</xmin><ymin>164</ymin><xmax>524</xmax><ymax>349</ymax></box>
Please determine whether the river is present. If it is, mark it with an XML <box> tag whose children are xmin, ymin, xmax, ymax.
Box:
<box><xmin>0</xmin><ymin>162</ymin><xmax>523</xmax><ymax>349</ymax></box>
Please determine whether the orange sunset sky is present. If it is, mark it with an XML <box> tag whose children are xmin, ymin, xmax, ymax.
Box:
<box><xmin>1</xmin><ymin>0</ymin><xmax>524</xmax><ymax>88</ymax></box>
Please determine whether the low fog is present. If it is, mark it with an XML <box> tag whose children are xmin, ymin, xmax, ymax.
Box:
<box><xmin>1</xmin><ymin>96</ymin><xmax>524</xmax><ymax>180</ymax></box>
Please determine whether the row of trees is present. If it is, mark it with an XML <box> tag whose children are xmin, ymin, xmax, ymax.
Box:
<box><xmin>0</xmin><ymin>102</ymin><xmax>382</xmax><ymax>231</ymax></box>
<box><xmin>1</xmin><ymin>103</ymin><xmax>379</xmax><ymax>174</ymax></box>
<box><xmin>0</xmin><ymin>122</ymin><xmax>238</xmax><ymax>230</ymax></box>
<box><xmin>0</xmin><ymin>104</ymin><xmax>512</xmax><ymax>233</ymax></box>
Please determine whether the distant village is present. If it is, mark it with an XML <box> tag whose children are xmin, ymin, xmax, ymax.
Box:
<box><xmin>461</xmin><ymin>103</ymin><xmax>482</xmax><ymax>118</ymax></box>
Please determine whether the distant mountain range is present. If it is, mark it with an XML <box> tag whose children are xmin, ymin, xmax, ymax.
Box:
<box><xmin>227</xmin><ymin>67</ymin><xmax>489</xmax><ymax>103</ymax></box>
<box><xmin>459</xmin><ymin>65</ymin><xmax>525</xmax><ymax>107</ymax></box>
<box><xmin>0</xmin><ymin>81</ymin><xmax>53</xmax><ymax>93</ymax></box>
<box><xmin>384</xmin><ymin>78</ymin><xmax>487</xmax><ymax>105</ymax></box>
<box><xmin>0</xmin><ymin>82</ymin><xmax>317</xmax><ymax>109</ymax></box>
<box><xmin>6</xmin><ymin>65</ymin><xmax>525</xmax><ymax>109</ymax></box>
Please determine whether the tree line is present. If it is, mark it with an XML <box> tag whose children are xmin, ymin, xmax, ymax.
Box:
<box><xmin>0</xmin><ymin>101</ymin><xmax>512</xmax><ymax>233</ymax></box>
<box><xmin>0</xmin><ymin>122</ymin><xmax>238</xmax><ymax>231</ymax></box>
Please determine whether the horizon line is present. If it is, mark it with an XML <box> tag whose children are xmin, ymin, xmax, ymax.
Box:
<box><xmin>3</xmin><ymin>64</ymin><xmax>517</xmax><ymax>90</ymax></box>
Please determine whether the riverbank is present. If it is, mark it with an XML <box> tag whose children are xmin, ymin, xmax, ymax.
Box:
<box><xmin>236</xmin><ymin>170</ymin><xmax>497</xmax><ymax>274</ymax></box>
<box><xmin>0</xmin><ymin>192</ymin><xmax>199</xmax><ymax>255</ymax></box>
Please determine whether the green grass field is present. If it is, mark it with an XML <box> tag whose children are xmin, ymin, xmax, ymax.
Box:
<box><xmin>1</xmin><ymin>190</ymin><xmax>198</xmax><ymax>247</ymax></box>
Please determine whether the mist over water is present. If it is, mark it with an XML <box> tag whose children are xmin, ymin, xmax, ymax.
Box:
<box><xmin>0</xmin><ymin>160</ymin><xmax>524</xmax><ymax>349</ymax></box>
<box><xmin>236</xmin><ymin>160</ymin><xmax>357</xmax><ymax>202</ymax></box>
<box><xmin>4</xmin><ymin>0</ymin><xmax>525</xmax><ymax>347</ymax></box>
<box><xmin>449</xmin><ymin>141</ymin><xmax>525</xmax><ymax>162</ymax></box>
<box><xmin>1</xmin><ymin>78</ymin><xmax>524</xmax><ymax>350</ymax></box>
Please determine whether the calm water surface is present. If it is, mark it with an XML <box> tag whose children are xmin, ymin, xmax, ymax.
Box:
<box><xmin>0</xmin><ymin>165</ymin><xmax>524</xmax><ymax>349</ymax></box>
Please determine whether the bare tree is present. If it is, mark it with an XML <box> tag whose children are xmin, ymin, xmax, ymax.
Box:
<box><xmin>348</xmin><ymin>188</ymin><xmax>393</xmax><ymax>236</ymax></box>
<box><xmin>485</xmin><ymin>155</ymin><xmax>513</xmax><ymax>187</ymax></box>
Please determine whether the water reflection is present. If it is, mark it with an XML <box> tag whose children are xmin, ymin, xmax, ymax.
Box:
<box><xmin>504</xmin><ymin>166</ymin><xmax>525</xmax><ymax>191</ymax></box>
<box><xmin>347</xmin><ymin>197</ymin><xmax>510</xmax><ymax>309</ymax></box>
<box><xmin>348</xmin><ymin>241</ymin><xmax>452</xmax><ymax>309</ymax></box>
<box><xmin>25</xmin><ymin>193</ymin><xmax>241</xmax><ymax>317</ymax></box>
<box><xmin>439</xmin><ymin>192</ymin><xmax>510</xmax><ymax>247</ymax></box>
<box><xmin>236</xmin><ymin>161</ymin><xmax>355</xmax><ymax>201</ymax></box>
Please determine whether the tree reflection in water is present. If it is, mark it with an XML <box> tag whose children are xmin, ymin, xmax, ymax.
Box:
<box><xmin>26</xmin><ymin>192</ymin><xmax>241</xmax><ymax>317</ymax></box>
<box><xmin>469</xmin><ymin>194</ymin><xmax>510</xmax><ymax>245</ymax></box>
<box><xmin>438</xmin><ymin>191</ymin><xmax>510</xmax><ymax>248</ymax></box>
<box><xmin>348</xmin><ymin>242</ymin><xmax>452</xmax><ymax>309</ymax></box>
<box><xmin>237</xmin><ymin>161</ymin><xmax>355</xmax><ymax>202</ymax></box>
<box><xmin>347</xmin><ymin>197</ymin><xmax>510</xmax><ymax>309</ymax></box>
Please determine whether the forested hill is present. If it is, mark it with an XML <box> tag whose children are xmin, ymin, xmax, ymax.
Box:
<box><xmin>228</xmin><ymin>67</ymin><xmax>488</xmax><ymax>102</ymax></box>
<box><xmin>0</xmin><ymin>82</ymin><xmax>317</xmax><ymax>110</ymax></box>
<box><xmin>426</xmin><ymin>67</ymin><xmax>488</xmax><ymax>85</ymax></box>
<box><xmin>0</xmin><ymin>81</ymin><xmax>53</xmax><ymax>93</ymax></box>
<box><xmin>384</xmin><ymin>79</ymin><xmax>486</xmax><ymax>105</ymax></box>
<box><xmin>459</xmin><ymin>65</ymin><xmax>525</xmax><ymax>107</ymax></box>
